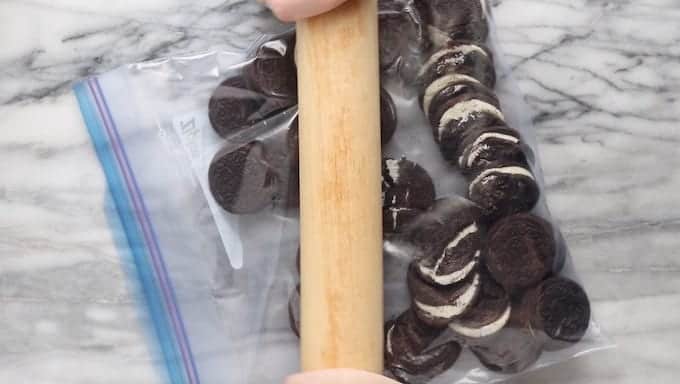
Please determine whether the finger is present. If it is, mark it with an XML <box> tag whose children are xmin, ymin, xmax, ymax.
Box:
<box><xmin>264</xmin><ymin>0</ymin><xmax>348</xmax><ymax>22</ymax></box>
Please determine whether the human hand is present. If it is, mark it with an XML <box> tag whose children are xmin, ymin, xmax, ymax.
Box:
<box><xmin>262</xmin><ymin>0</ymin><xmax>349</xmax><ymax>22</ymax></box>
<box><xmin>286</xmin><ymin>369</ymin><xmax>400</xmax><ymax>384</ymax></box>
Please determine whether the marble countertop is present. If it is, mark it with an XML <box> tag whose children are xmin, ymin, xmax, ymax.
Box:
<box><xmin>1</xmin><ymin>0</ymin><xmax>679</xmax><ymax>383</ymax></box>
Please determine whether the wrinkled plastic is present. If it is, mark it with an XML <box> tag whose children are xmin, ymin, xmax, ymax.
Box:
<box><xmin>74</xmin><ymin>1</ymin><xmax>611</xmax><ymax>384</ymax></box>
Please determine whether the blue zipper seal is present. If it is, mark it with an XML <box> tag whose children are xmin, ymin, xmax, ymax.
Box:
<box><xmin>74</xmin><ymin>78</ymin><xmax>201</xmax><ymax>384</ymax></box>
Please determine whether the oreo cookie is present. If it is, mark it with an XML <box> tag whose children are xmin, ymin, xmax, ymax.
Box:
<box><xmin>467</xmin><ymin>163</ymin><xmax>539</xmax><ymax>221</ymax></box>
<box><xmin>469</xmin><ymin>296</ymin><xmax>544</xmax><ymax>373</ymax></box>
<box><xmin>419</xmin><ymin>41</ymin><xmax>495</xmax><ymax>89</ymax></box>
<box><xmin>457</xmin><ymin>125</ymin><xmax>528</xmax><ymax>175</ymax></box>
<box><xmin>437</xmin><ymin>99</ymin><xmax>505</xmax><ymax>162</ymax></box>
<box><xmin>416</xmin><ymin>0</ymin><xmax>489</xmax><ymax>43</ymax></box>
<box><xmin>485</xmin><ymin>214</ymin><xmax>555</xmax><ymax>293</ymax></box>
<box><xmin>407</xmin><ymin>197</ymin><xmax>483</xmax><ymax>267</ymax></box>
<box><xmin>426</xmin><ymin>25</ymin><xmax>489</xmax><ymax>50</ymax></box>
<box><xmin>379</xmin><ymin>0</ymin><xmax>428</xmax><ymax>81</ymax></box>
<box><xmin>422</xmin><ymin>74</ymin><xmax>499</xmax><ymax>130</ymax></box>
<box><xmin>379</xmin><ymin>9</ymin><xmax>406</xmax><ymax>70</ymax></box>
<box><xmin>413</xmin><ymin>203</ymin><xmax>483</xmax><ymax>286</ymax></box>
<box><xmin>469</xmin><ymin>322</ymin><xmax>543</xmax><ymax>374</ymax></box>
<box><xmin>449</xmin><ymin>270</ymin><xmax>511</xmax><ymax>341</ymax></box>
<box><xmin>381</xmin><ymin>157</ymin><xmax>435</xmax><ymax>234</ymax></box>
<box><xmin>208</xmin><ymin>141</ymin><xmax>281</xmax><ymax>214</ymax></box>
<box><xmin>381</xmin><ymin>88</ymin><xmax>398</xmax><ymax>145</ymax></box>
<box><xmin>384</xmin><ymin>206</ymin><xmax>423</xmax><ymax>234</ymax></box>
<box><xmin>382</xmin><ymin>158</ymin><xmax>435</xmax><ymax>210</ymax></box>
<box><xmin>408</xmin><ymin>264</ymin><xmax>481</xmax><ymax>327</ymax></box>
<box><xmin>379</xmin><ymin>4</ymin><xmax>423</xmax><ymax>71</ymax></box>
<box><xmin>523</xmin><ymin>277</ymin><xmax>591</xmax><ymax>346</ymax></box>
<box><xmin>208</xmin><ymin>76</ymin><xmax>267</xmax><ymax>138</ymax></box>
<box><xmin>245</xmin><ymin>32</ymin><xmax>297</xmax><ymax>99</ymax></box>
<box><xmin>385</xmin><ymin>310</ymin><xmax>462</xmax><ymax>383</ymax></box>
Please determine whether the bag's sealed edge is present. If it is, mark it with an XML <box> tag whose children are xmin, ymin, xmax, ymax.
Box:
<box><xmin>74</xmin><ymin>78</ymin><xmax>200</xmax><ymax>384</ymax></box>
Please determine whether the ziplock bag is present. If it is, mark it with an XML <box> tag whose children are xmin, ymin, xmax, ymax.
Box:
<box><xmin>74</xmin><ymin>0</ymin><xmax>612</xmax><ymax>383</ymax></box>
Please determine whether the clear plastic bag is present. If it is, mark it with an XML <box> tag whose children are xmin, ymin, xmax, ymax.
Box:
<box><xmin>74</xmin><ymin>1</ymin><xmax>611</xmax><ymax>383</ymax></box>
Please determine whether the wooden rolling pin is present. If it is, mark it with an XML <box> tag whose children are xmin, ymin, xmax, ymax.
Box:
<box><xmin>296</xmin><ymin>0</ymin><xmax>383</xmax><ymax>373</ymax></box>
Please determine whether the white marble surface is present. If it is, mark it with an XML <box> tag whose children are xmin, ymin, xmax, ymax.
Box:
<box><xmin>1</xmin><ymin>0</ymin><xmax>679</xmax><ymax>383</ymax></box>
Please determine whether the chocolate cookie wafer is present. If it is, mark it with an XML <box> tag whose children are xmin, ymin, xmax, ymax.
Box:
<box><xmin>467</xmin><ymin>163</ymin><xmax>539</xmax><ymax>221</ymax></box>
<box><xmin>408</xmin><ymin>264</ymin><xmax>481</xmax><ymax>327</ymax></box>
<box><xmin>419</xmin><ymin>41</ymin><xmax>495</xmax><ymax>89</ymax></box>
<box><xmin>209</xmin><ymin>141</ymin><xmax>280</xmax><ymax>214</ymax></box>
<box><xmin>522</xmin><ymin>276</ymin><xmax>591</xmax><ymax>347</ymax></box>
<box><xmin>385</xmin><ymin>310</ymin><xmax>462</xmax><ymax>383</ymax></box>
<box><xmin>449</xmin><ymin>269</ymin><xmax>511</xmax><ymax>341</ymax></box>
<box><xmin>457</xmin><ymin>125</ymin><xmax>529</xmax><ymax>175</ymax></box>
<box><xmin>485</xmin><ymin>213</ymin><xmax>555</xmax><ymax>293</ymax></box>
<box><xmin>244</xmin><ymin>32</ymin><xmax>297</xmax><ymax>99</ymax></box>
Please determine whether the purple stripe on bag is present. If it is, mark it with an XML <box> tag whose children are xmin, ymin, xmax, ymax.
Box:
<box><xmin>87</xmin><ymin>79</ymin><xmax>200</xmax><ymax>384</ymax></box>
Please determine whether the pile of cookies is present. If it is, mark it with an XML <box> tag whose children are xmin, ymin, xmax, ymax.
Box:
<box><xmin>379</xmin><ymin>1</ymin><xmax>591</xmax><ymax>382</ymax></box>
<box><xmin>289</xmin><ymin>167</ymin><xmax>591</xmax><ymax>382</ymax></box>
<box><xmin>204</xmin><ymin>0</ymin><xmax>593</xmax><ymax>383</ymax></box>
<box><xmin>207</xmin><ymin>31</ymin><xmax>399</xmax><ymax>215</ymax></box>
<box><xmin>385</xmin><ymin>197</ymin><xmax>590</xmax><ymax>381</ymax></box>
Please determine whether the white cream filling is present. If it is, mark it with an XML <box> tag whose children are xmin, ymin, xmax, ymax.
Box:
<box><xmin>419</xmin><ymin>44</ymin><xmax>488</xmax><ymax>77</ymax></box>
<box><xmin>459</xmin><ymin>144</ymin><xmax>486</xmax><ymax>168</ymax></box>
<box><xmin>445</xmin><ymin>224</ymin><xmax>478</xmax><ymax>251</ymax></box>
<box><xmin>386</xmin><ymin>324</ymin><xmax>395</xmax><ymax>355</ymax></box>
<box><xmin>389</xmin><ymin>207</ymin><xmax>411</xmax><ymax>230</ymax></box>
<box><xmin>438</xmin><ymin>100</ymin><xmax>504</xmax><ymax>141</ymax></box>
<box><xmin>414</xmin><ymin>273</ymin><xmax>480</xmax><ymax>319</ymax></box>
<box><xmin>468</xmin><ymin>166</ymin><xmax>535</xmax><ymax>195</ymax></box>
<box><xmin>385</xmin><ymin>159</ymin><xmax>401</xmax><ymax>183</ymax></box>
<box><xmin>417</xmin><ymin>223</ymin><xmax>480</xmax><ymax>285</ymax></box>
<box><xmin>422</xmin><ymin>74</ymin><xmax>480</xmax><ymax>118</ymax></box>
<box><xmin>449</xmin><ymin>304</ymin><xmax>511</xmax><ymax>338</ymax></box>
<box><xmin>460</xmin><ymin>132</ymin><xmax>520</xmax><ymax>168</ymax></box>
<box><xmin>419</xmin><ymin>250</ymin><xmax>480</xmax><ymax>286</ymax></box>
<box><xmin>472</xmin><ymin>132</ymin><xmax>519</xmax><ymax>149</ymax></box>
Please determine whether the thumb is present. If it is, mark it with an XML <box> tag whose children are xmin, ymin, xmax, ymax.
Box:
<box><xmin>285</xmin><ymin>369</ymin><xmax>399</xmax><ymax>384</ymax></box>
<box><xmin>263</xmin><ymin>0</ymin><xmax>348</xmax><ymax>22</ymax></box>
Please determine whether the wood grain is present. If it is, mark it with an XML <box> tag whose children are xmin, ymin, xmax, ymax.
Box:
<box><xmin>296</xmin><ymin>0</ymin><xmax>384</xmax><ymax>373</ymax></box>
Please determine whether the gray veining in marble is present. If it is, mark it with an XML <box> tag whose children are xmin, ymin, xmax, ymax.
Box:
<box><xmin>1</xmin><ymin>0</ymin><xmax>679</xmax><ymax>383</ymax></box>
